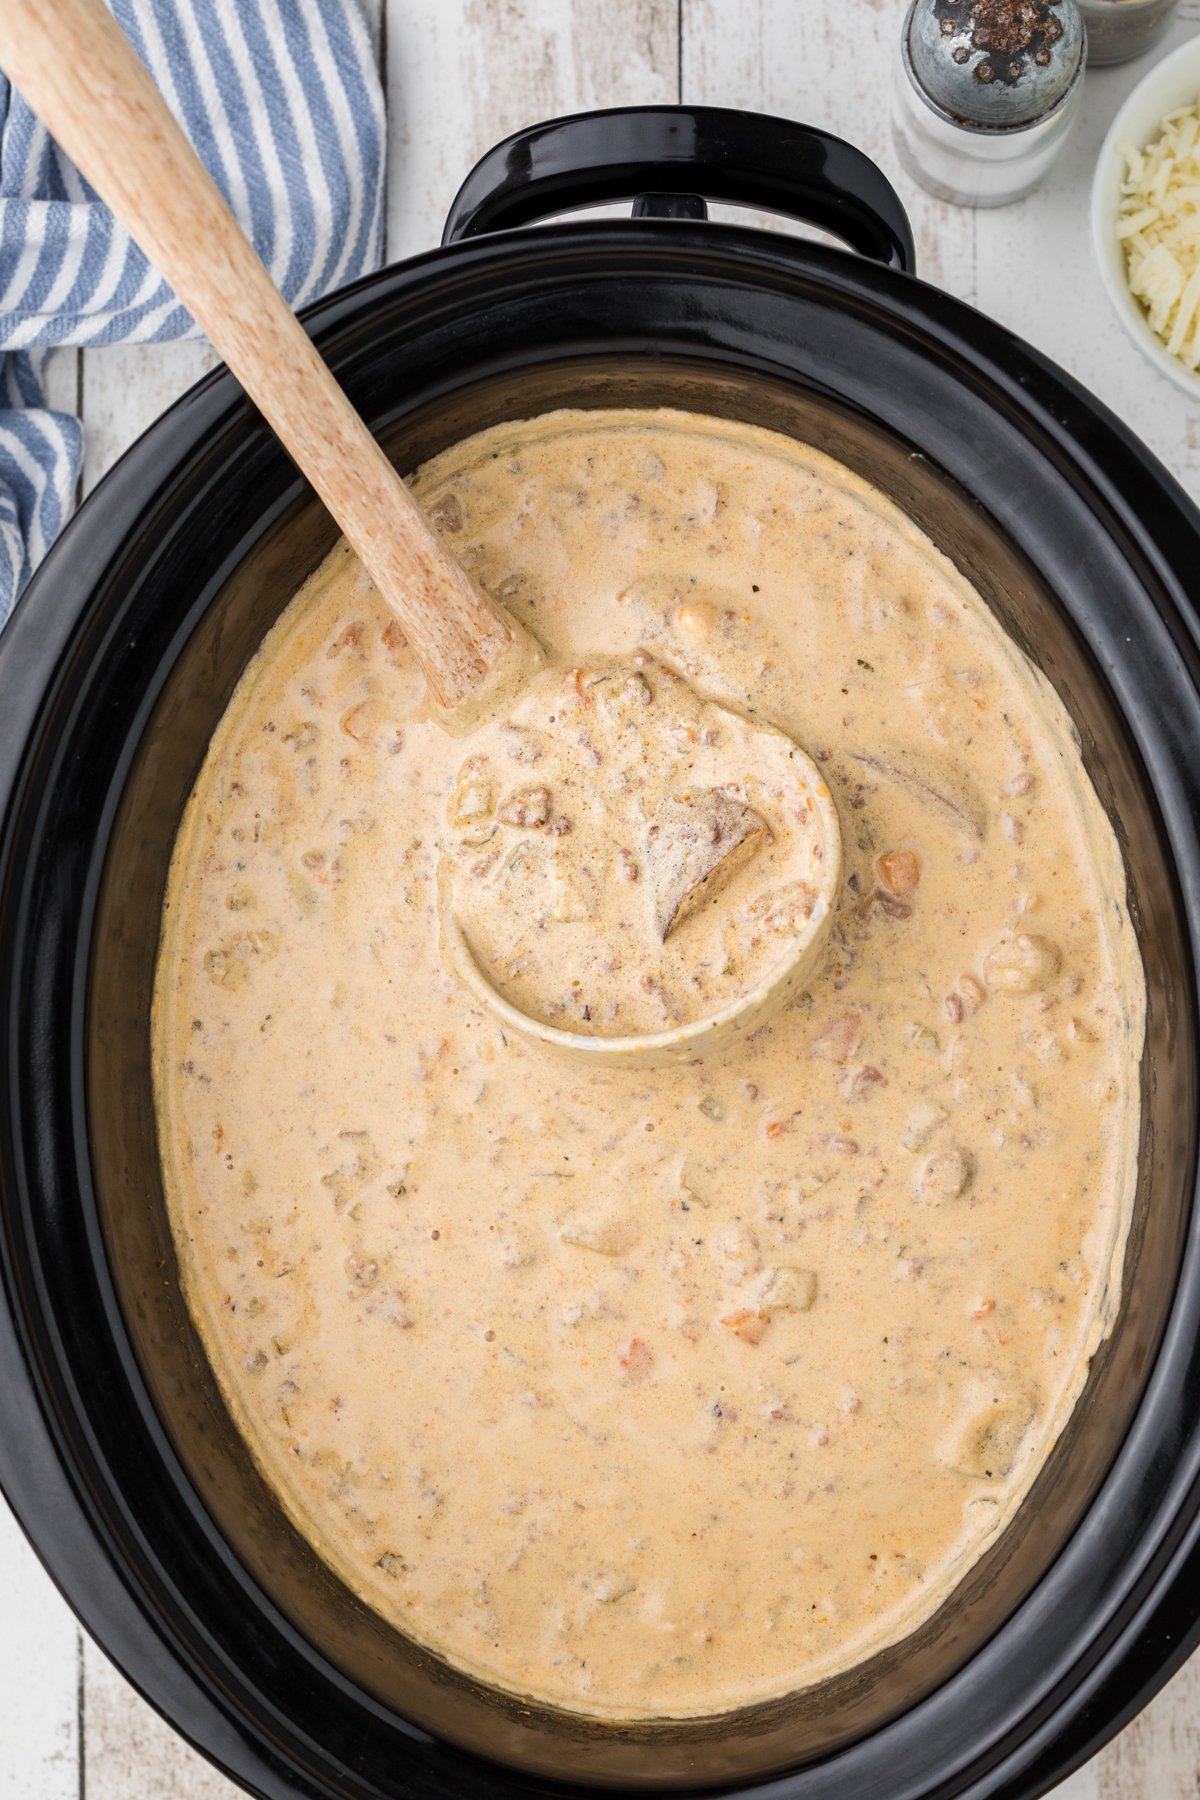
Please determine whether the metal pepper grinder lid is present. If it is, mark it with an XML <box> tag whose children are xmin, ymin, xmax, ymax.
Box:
<box><xmin>896</xmin><ymin>0</ymin><xmax>1086</xmax><ymax>205</ymax></box>
<box><xmin>908</xmin><ymin>0</ymin><xmax>1083</xmax><ymax>125</ymax></box>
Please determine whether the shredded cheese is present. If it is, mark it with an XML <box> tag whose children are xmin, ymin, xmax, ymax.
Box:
<box><xmin>1117</xmin><ymin>98</ymin><xmax>1200</xmax><ymax>372</ymax></box>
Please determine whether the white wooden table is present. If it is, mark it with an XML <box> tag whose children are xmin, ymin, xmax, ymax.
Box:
<box><xmin>3</xmin><ymin>2</ymin><xmax>1200</xmax><ymax>1794</ymax></box>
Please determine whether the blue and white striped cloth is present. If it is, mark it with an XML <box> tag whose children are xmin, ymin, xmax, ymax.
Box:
<box><xmin>0</xmin><ymin>0</ymin><xmax>385</xmax><ymax>626</ymax></box>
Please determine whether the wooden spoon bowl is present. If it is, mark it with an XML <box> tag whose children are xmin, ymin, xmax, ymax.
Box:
<box><xmin>442</xmin><ymin>666</ymin><xmax>843</xmax><ymax>1067</ymax></box>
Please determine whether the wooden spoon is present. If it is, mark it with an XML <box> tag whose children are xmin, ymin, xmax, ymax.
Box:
<box><xmin>0</xmin><ymin>0</ymin><xmax>524</xmax><ymax>714</ymax></box>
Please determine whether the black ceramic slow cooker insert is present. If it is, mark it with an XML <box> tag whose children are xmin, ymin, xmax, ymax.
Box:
<box><xmin>1</xmin><ymin>107</ymin><xmax>1198</xmax><ymax>1800</ymax></box>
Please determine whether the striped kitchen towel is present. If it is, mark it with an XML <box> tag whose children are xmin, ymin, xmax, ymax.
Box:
<box><xmin>0</xmin><ymin>0</ymin><xmax>385</xmax><ymax>627</ymax></box>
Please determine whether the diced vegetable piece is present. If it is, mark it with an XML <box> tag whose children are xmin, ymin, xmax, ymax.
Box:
<box><xmin>915</xmin><ymin>1145</ymin><xmax>975</xmax><ymax>1202</ymax></box>
<box><xmin>901</xmin><ymin>1103</ymin><xmax>948</xmax><ymax>1152</ymax></box>
<box><xmin>875</xmin><ymin>849</ymin><xmax>921</xmax><ymax>897</ymax></box>
<box><xmin>547</xmin><ymin>853</ymin><xmax>596</xmax><ymax>922</ymax></box>
<box><xmin>983</xmin><ymin>932</ymin><xmax>1061</xmax><ymax>994</ymax></box>
<box><xmin>758</xmin><ymin>1267</ymin><xmax>818</xmax><ymax>1313</ymax></box>
<box><xmin>679</xmin><ymin>1162</ymin><xmax>713</xmax><ymax>1207</ymax></box>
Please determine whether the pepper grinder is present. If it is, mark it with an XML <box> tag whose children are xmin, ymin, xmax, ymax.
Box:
<box><xmin>893</xmin><ymin>0</ymin><xmax>1086</xmax><ymax>207</ymax></box>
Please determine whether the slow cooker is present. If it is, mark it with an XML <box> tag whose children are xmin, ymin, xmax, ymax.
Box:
<box><xmin>1</xmin><ymin>106</ymin><xmax>1198</xmax><ymax>1800</ymax></box>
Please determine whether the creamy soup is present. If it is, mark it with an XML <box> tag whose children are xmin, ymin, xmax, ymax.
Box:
<box><xmin>154</xmin><ymin>409</ymin><xmax>1144</xmax><ymax>1719</ymax></box>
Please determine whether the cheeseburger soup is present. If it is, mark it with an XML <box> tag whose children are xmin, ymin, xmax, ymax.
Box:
<box><xmin>154</xmin><ymin>409</ymin><xmax>1143</xmax><ymax>1718</ymax></box>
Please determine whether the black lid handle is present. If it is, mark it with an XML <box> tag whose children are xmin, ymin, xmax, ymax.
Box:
<box><xmin>443</xmin><ymin>105</ymin><xmax>915</xmax><ymax>275</ymax></box>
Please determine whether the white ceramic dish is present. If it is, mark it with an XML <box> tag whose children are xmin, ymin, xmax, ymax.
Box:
<box><xmin>1091</xmin><ymin>33</ymin><xmax>1200</xmax><ymax>397</ymax></box>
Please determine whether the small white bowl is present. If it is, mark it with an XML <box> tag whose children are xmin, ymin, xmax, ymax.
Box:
<box><xmin>1091</xmin><ymin>33</ymin><xmax>1200</xmax><ymax>397</ymax></box>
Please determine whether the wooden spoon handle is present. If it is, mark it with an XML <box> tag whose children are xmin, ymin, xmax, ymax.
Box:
<box><xmin>0</xmin><ymin>0</ymin><xmax>517</xmax><ymax>710</ymax></box>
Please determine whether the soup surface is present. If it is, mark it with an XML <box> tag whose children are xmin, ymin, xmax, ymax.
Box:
<box><xmin>154</xmin><ymin>409</ymin><xmax>1144</xmax><ymax>1718</ymax></box>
